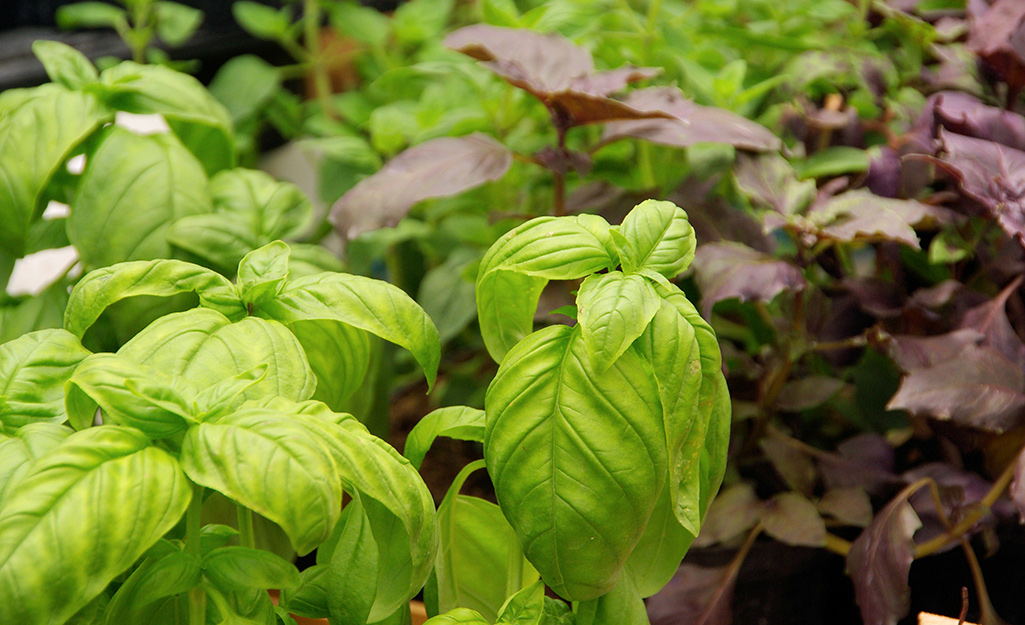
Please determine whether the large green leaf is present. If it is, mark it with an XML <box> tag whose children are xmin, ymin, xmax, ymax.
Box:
<box><xmin>476</xmin><ymin>216</ymin><xmax>615</xmax><ymax>363</ymax></box>
<box><xmin>573</xmin><ymin>571</ymin><xmax>647</xmax><ymax>625</ymax></box>
<box><xmin>68</xmin><ymin>127</ymin><xmax>212</xmax><ymax>269</ymax></box>
<box><xmin>97</xmin><ymin>62</ymin><xmax>233</xmax><ymax>174</ymax></box>
<box><xmin>622</xmin><ymin>481</ymin><xmax>694</xmax><ymax>597</ymax></box>
<box><xmin>65</xmin><ymin>353</ymin><xmax>193</xmax><ymax>436</ymax></box>
<box><xmin>203</xmin><ymin>546</ymin><xmax>300</xmax><ymax>594</ymax></box>
<box><xmin>611</xmin><ymin>200</ymin><xmax>695</xmax><ymax>279</ymax></box>
<box><xmin>576</xmin><ymin>272</ymin><xmax>660</xmax><ymax>373</ymax></box>
<box><xmin>404</xmin><ymin>406</ymin><xmax>485</xmax><ymax>470</ymax></box>
<box><xmin>288</xmin><ymin>319</ymin><xmax>370</xmax><ymax>411</ymax></box>
<box><xmin>0</xmin><ymin>87</ymin><xmax>110</xmax><ymax>256</ymax></box>
<box><xmin>118</xmin><ymin>309</ymin><xmax>317</xmax><ymax>403</ymax></box>
<box><xmin>64</xmin><ymin>259</ymin><xmax>243</xmax><ymax>338</ymax></box>
<box><xmin>167</xmin><ymin>169</ymin><xmax>313</xmax><ymax>275</ymax></box>
<box><xmin>0</xmin><ymin>422</ymin><xmax>71</xmax><ymax>503</ymax></box>
<box><xmin>324</xmin><ymin>495</ymin><xmax>380</xmax><ymax>625</ymax></box>
<box><xmin>31</xmin><ymin>40</ymin><xmax>98</xmax><ymax>90</ymax></box>
<box><xmin>0</xmin><ymin>426</ymin><xmax>191</xmax><ymax>625</ymax></box>
<box><xmin>0</xmin><ymin>328</ymin><xmax>90</xmax><ymax>428</ymax></box>
<box><xmin>484</xmin><ymin>324</ymin><xmax>666</xmax><ymax>600</ymax></box>
<box><xmin>104</xmin><ymin>549</ymin><xmax>202</xmax><ymax>624</ymax></box>
<box><xmin>180</xmin><ymin>411</ymin><xmax>342</xmax><ymax>555</ymax></box>
<box><xmin>256</xmin><ymin>272</ymin><xmax>440</xmax><ymax>389</ymax></box>
<box><xmin>435</xmin><ymin>461</ymin><xmax>539</xmax><ymax>622</ymax></box>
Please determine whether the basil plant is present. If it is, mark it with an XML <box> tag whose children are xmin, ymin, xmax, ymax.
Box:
<box><xmin>408</xmin><ymin>200</ymin><xmax>731</xmax><ymax>624</ymax></box>
<box><xmin>0</xmin><ymin>241</ymin><xmax>441</xmax><ymax>625</ymax></box>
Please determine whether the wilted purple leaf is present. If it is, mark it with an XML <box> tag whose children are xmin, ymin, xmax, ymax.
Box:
<box><xmin>692</xmin><ymin>242</ymin><xmax>806</xmax><ymax>317</ymax></box>
<box><xmin>808</xmin><ymin>190</ymin><xmax>957</xmax><ymax>249</ymax></box>
<box><xmin>887</xmin><ymin>344</ymin><xmax>1025</xmax><ymax>433</ymax></box>
<box><xmin>957</xmin><ymin>276</ymin><xmax>1025</xmax><ymax>368</ymax></box>
<box><xmin>966</xmin><ymin>0</ymin><xmax>1025</xmax><ymax>97</ymax></box>
<box><xmin>938</xmin><ymin>128</ymin><xmax>1025</xmax><ymax>245</ymax></box>
<box><xmin>818</xmin><ymin>488</ymin><xmax>873</xmax><ymax>528</ymax></box>
<box><xmin>819</xmin><ymin>433</ymin><xmax>898</xmax><ymax>494</ymax></box>
<box><xmin>330</xmin><ymin>133</ymin><xmax>511</xmax><ymax>239</ymax></box>
<box><xmin>734</xmin><ymin>153</ymin><xmax>816</xmax><ymax>216</ymax></box>
<box><xmin>692</xmin><ymin>483</ymin><xmax>764</xmax><ymax>548</ymax></box>
<box><xmin>776</xmin><ymin>375</ymin><xmax>847</xmax><ymax>412</ymax></box>
<box><xmin>760</xmin><ymin>436</ymin><xmax>818</xmax><ymax>496</ymax></box>
<box><xmin>762</xmin><ymin>492</ymin><xmax>826</xmax><ymax>548</ymax></box>
<box><xmin>888</xmin><ymin>329</ymin><xmax>984</xmax><ymax>371</ymax></box>
<box><xmin>443</xmin><ymin>25</ymin><xmax>663</xmax><ymax>127</ymax></box>
<box><xmin>647</xmin><ymin>564</ymin><xmax>733</xmax><ymax>625</ymax></box>
<box><xmin>847</xmin><ymin>484</ymin><xmax>924</xmax><ymax>625</ymax></box>
<box><xmin>601</xmin><ymin>87</ymin><xmax>781</xmax><ymax>152</ymax></box>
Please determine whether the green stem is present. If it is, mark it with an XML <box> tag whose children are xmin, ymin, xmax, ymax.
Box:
<box><xmin>303</xmin><ymin>0</ymin><xmax>336</xmax><ymax>120</ymax></box>
<box><xmin>186</xmin><ymin>483</ymin><xmax>206</xmax><ymax>625</ymax></box>
<box><xmin>237</xmin><ymin>505</ymin><xmax>255</xmax><ymax>550</ymax></box>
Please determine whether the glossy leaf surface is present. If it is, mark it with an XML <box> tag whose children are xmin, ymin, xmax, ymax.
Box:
<box><xmin>577</xmin><ymin>271</ymin><xmax>660</xmax><ymax>372</ymax></box>
<box><xmin>0</xmin><ymin>422</ymin><xmax>70</xmax><ymax>503</ymax></box>
<box><xmin>404</xmin><ymin>406</ymin><xmax>485</xmax><ymax>470</ymax></box>
<box><xmin>612</xmin><ymin>199</ymin><xmax>696</xmax><ymax>278</ymax></box>
<box><xmin>0</xmin><ymin>328</ymin><xmax>90</xmax><ymax>428</ymax></box>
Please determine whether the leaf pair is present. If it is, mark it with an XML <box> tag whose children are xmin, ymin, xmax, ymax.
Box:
<box><xmin>478</xmin><ymin>200</ymin><xmax>730</xmax><ymax>604</ymax></box>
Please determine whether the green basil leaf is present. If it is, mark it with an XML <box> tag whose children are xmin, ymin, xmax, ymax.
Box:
<box><xmin>192</xmin><ymin>365</ymin><xmax>267</xmax><ymax>420</ymax></box>
<box><xmin>118</xmin><ymin>310</ymin><xmax>316</xmax><ymax>403</ymax></box>
<box><xmin>290</xmin><ymin>409</ymin><xmax>437</xmax><ymax>620</ymax></box>
<box><xmin>328</xmin><ymin>1</ymin><xmax>390</xmax><ymax>46</ymax></box>
<box><xmin>168</xmin><ymin>170</ymin><xmax>313</xmax><ymax>276</ymax></box>
<box><xmin>572</xmin><ymin>571</ymin><xmax>647</xmax><ymax>625</ymax></box>
<box><xmin>496</xmin><ymin>580</ymin><xmax>545</xmax><ymax>625</ymax></box>
<box><xmin>203</xmin><ymin>546</ymin><xmax>300</xmax><ymax>594</ymax></box>
<box><xmin>282</xmin><ymin>566</ymin><xmax>329</xmax><ymax>618</ymax></box>
<box><xmin>97</xmin><ymin>62</ymin><xmax>234</xmax><ymax>174</ymax></box>
<box><xmin>325</xmin><ymin>495</ymin><xmax>379</xmax><ymax>625</ymax></box>
<box><xmin>0</xmin><ymin>426</ymin><xmax>191</xmax><ymax>625</ymax></box>
<box><xmin>64</xmin><ymin>259</ymin><xmax>243</xmax><ymax>338</ymax></box>
<box><xmin>436</xmin><ymin>461</ymin><xmax>538</xmax><ymax>622</ymax></box>
<box><xmin>208</xmin><ymin>55</ymin><xmax>281</xmax><ymax>124</ymax></box>
<box><xmin>404</xmin><ymin>406</ymin><xmax>485</xmax><ymax>470</ymax></box>
<box><xmin>180</xmin><ymin>412</ymin><xmax>342</xmax><ymax>555</ymax></box>
<box><xmin>105</xmin><ymin>549</ymin><xmax>202</xmax><ymax>624</ymax></box>
<box><xmin>66</xmin><ymin>353</ymin><xmax>194</xmax><ymax>436</ymax></box>
<box><xmin>31</xmin><ymin>40</ymin><xmax>99</xmax><ymax>90</ymax></box>
<box><xmin>0</xmin><ymin>423</ymin><xmax>71</xmax><ymax>504</ymax></box>
<box><xmin>155</xmin><ymin>1</ymin><xmax>204</xmax><ymax>46</ymax></box>
<box><xmin>232</xmin><ymin>1</ymin><xmax>293</xmax><ymax>40</ymax></box>
<box><xmin>0</xmin><ymin>328</ymin><xmax>90</xmax><ymax>428</ymax></box>
<box><xmin>257</xmin><ymin>272</ymin><xmax>440</xmax><ymax>390</ymax></box>
<box><xmin>423</xmin><ymin>608</ymin><xmax>491</xmax><ymax>625</ymax></box>
<box><xmin>0</xmin><ymin>87</ymin><xmax>111</xmax><ymax>256</ymax></box>
<box><xmin>289</xmin><ymin>319</ymin><xmax>370</xmax><ymax>411</ymax></box>
<box><xmin>612</xmin><ymin>200</ymin><xmax>695</xmax><ymax>278</ymax></box>
<box><xmin>576</xmin><ymin>272</ymin><xmax>660</xmax><ymax>373</ymax></box>
<box><xmin>55</xmin><ymin>2</ymin><xmax>127</xmax><ymax>29</ymax></box>
<box><xmin>418</xmin><ymin>251</ymin><xmax>479</xmax><ymax>345</ymax></box>
<box><xmin>67</xmin><ymin>127</ymin><xmax>212</xmax><ymax>269</ymax></box>
<box><xmin>622</xmin><ymin>482</ymin><xmax>694</xmax><ymax>597</ymax></box>
<box><xmin>0</xmin><ymin>280</ymin><xmax>70</xmax><ymax>343</ymax></box>
<box><xmin>477</xmin><ymin>215</ymin><xmax>615</xmax><ymax>363</ymax></box>
<box><xmin>484</xmin><ymin>324</ymin><xmax>666</xmax><ymax>600</ymax></box>
<box><xmin>236</xmin><ymin>241</ymin><xmax>290</xmax><ymax>306</ymax></box>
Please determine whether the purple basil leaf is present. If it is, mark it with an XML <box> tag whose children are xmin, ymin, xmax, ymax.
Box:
<box><xmin>647</xmin><ymin>564</ymin><xmax>733</xmax><ymax>625</ymax></box>
<box><xmin>966</xmin><ymin>0</ymin><xmax>1025</xmax><ymax>96</ymax></box>
<box><xmin>734</xmin><ymin>153</ymin><xmax>816</xmax><ymax>216</ymax></box>
<box><xmin>776</xmin><ymin>376</ymin><xmax>847</xmax><ymax>412</ymax></box>
<box><xmin>330</xmin><ymin>133</ymin><xmax>511</xmax><ymax>239</ymax></box>
<box><xmin>443</xmin><ymin>25</ymin><xmax>663</xmax><ymax>126</ymax></box>
<box><xmin>808</xmin><ymin>190</ymin><xmax>957</xmax><ymax>249</ymax></box>
<box><xmin>865</xmin><ymin>147</ymin><xmax>902</xmax><ymax>198</ymax></box>
<box><xmin>903</xmin><ymin>463</ymin><xmax>1005</xmax><ymax>545</ymax></box>
<box><xmin>887</xmin><ymin>344</ymin><xmax>1025</xmax><ymax>433</ymax></box>
<box><xmin>601</xmin><ymin>87</ymin><xmax>781</xmax><ymax>152</ymax></box>
<box><xmin>760</xmin><ymin>436</ymin><xmax>818</xmax><ymax>496</ymax></box>
<box><xmin>692</xmin><ymin>242</ymin><xmax>807</xmax><ymax>317</ymax></box>
<box><xmin>819</xmin><ymin>434</ymin><xmax>898</xmax><ymax>495</ymax></box>
<box><xmin>692</xmin><ymin>483</ymin><xmax>764</xmax><ymax>548</ymax></box>
<box><xmin>818</xmin><ymin>488</ymin><xmax>873</xmax><ymax>528</ymax></box>
<box><xmin>761</xmin><ymin>492</ymin><xmax>826</xmax><ymax>548</ymax></box>
<box><xmin>847</xmin><ymin>484</ymin><xmax>924</xmax><ymax>625</ymax></box>
<box><xmin>938</xmin><ymin>128</ymin><xmax>1025</xmax><ymax>245</ymax></box>
<box><xmin>888</xmin><ymin>329</ymin><xmax>985</xmax><ymax>371</ymax></box>
<box><xmin>932</xmin><ymin>91</ymin><xmax>1025</xmax><ymax>151</ymax></box>
<box><xmin>534</xmin><ymin>146</ymin><xmax>592</xmax><ymax>176</ymax></box>
<box><xmin>957</xmin><ymin>276</ymin><xmax>1025</xmax><ymax>368</ymax></box>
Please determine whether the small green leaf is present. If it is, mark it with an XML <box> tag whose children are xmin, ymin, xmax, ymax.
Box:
<box><xmin>180</xmin><ymin>412</ymin><xmax>342</xmax><ymax>555</ymax></box>
<box><xmin>155</xmin><ymin>1</ymin><xmax>204</xmax><ymax>45</ymax></box>
<box><xmin>208</xmin><ymin>55</ymin><xmax>281</xmax><ymax>124</ymax></box>
<box><xmin>496</xmin><ymin>580</ymin><xmax>545</xmax><ymax>624</ymax></box>
<box><xmin>237</xmin><ymin>241</ymin><xmax>291</xmax><ymax>306</ymax></box>
<box><xmin>203</xmin><ymin>546</ymin><xmax>300</xmax><ymax>593</ymax></box>
<box><xmin>64</xmin><ymin>260</ymin><xmax>243</xmax><ymax>338</ymax></box>
<box><xmin>576</xmin><ymin>272</ymin><xmax>661</xmax><ymax>372</ymax></box>
<box><xmin>795</xmin><ymin>146</ymin><xmax>870</xmax><ymax>180</ymax></box>
<box><xmin>328</xmin><ymin>1</ymin><xmax>391</xmax><ymax>47</ymax></box>
<box><xmin>67</xmin><ymin>127</ymin><xmax>212</xmax><ymax>269</ymax></box>
<box><xmin>0</xmin><ymin>328</ymin><xmax>90</xmax><ymax>428</ymax></box>
<box><xmin>31</xmin><ymin>40</ymin><xmax>98</xmax><ymax>89</ymax></box>
<box><xmin>404</xmin><ymin>406</ymin><xmax>485</xmax><ymax>470</ymax></box>
<box><xmin>485</xmin><ymin>325</ymin><xmax>666</xmax><ymax>600</ymax></box>
<box><xmin>613</xmin><ymin>199</ymin><xmax>696</xmax><ymax>278</ymax></box>
<box><xmin>424</xmin><ymin>608</ymin><xmax>491</xmax><ymax>625</ymax></box>
<box><xmin>55</xmin><ymin>2</ymin><xmax>127</xmax><ymax>29</ymax></box>
<box><xmin>105</xmin><ymin>549</ymin><xmax>202</xmax><ymax>623</ymax></box>
<box><xmin>0</xmin><ymin>426</ymin><xmax>191</xmax><ymax>625</ymax></box>
<box><xmin>256</xmin><ymin>272</ymin><xmax>440</xmax><ymax>390</ymax></box>
<box><xmin>193</xmin><ymin>366</ymin><xmax>268</xmax><ymax>420</ymax></box>
<box><xmin>233</xmin><ymin>1</ymin><xmax>292</xmax><ymax>40</ymax></box>
<box><xmin>476</xmin><ymin>215</ymin><xmax>615</xmax><ymax>363</ymax></box>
